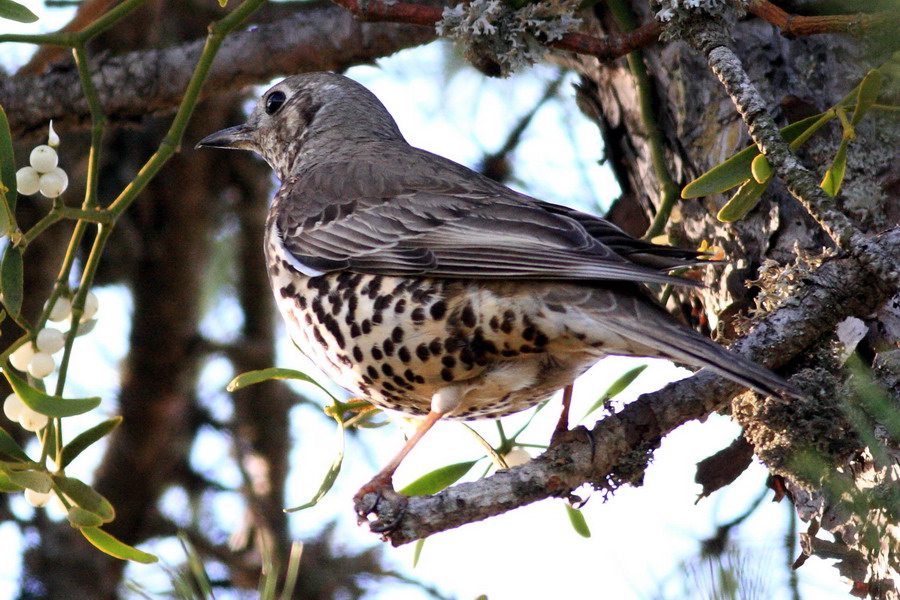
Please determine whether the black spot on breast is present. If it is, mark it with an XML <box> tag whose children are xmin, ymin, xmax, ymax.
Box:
<box><xmin>461</xmin><ymin>305</ymin><xmax>477</xmax><ymax>328</ymax></box>
<box><xmin>501</xmin><ymin>349</ymin><xmax>519</xmax><ymax>357</ymax></box>
<box><xmin>362</xmin><ymin>374</ymin><xmax>374</xmax><ymax>385</ymax></box>
<box><xmin>489</xmin><ymin>316</ymin><xmax>500</xmax><ymax>331</ymax></box>
<box><xmin>296</xmin><ymin>295</ymin><xmax>307</xmax><ymax>310</ymax></box>
<box><xmin>429</xmin><ymin>338</ymin><xmax>443</xmax><ymax>355</ymax></box>
<box><xmin>361</xmin><ymin>319</ymin><xmax>372</xmax><ymax>334</ymax></box>
<box><xmin>534</xmin><ymin>332</ymin><xmax>549</xmax><ymax>347</ymax></box>
<box><xmin>366</xmin><ymin>365</ymin><xmax>380</xmax><ymax>380</ymax></box>
<box><xmin>398</xmin><ymin>346</ymin><xmax>412</xmax><ymax>363</ymax></box>
<box><xmin>383</xmin><ymin>339</ymin><xmax>395</xmax><ymax>356</ymax></box>
<box><xmin>500</xmin><ymin>309</ymin><xmax>515</xmax><ymax>333</ymax></box>
<box><xmin>394</xmin><ymin>299</ymin><xmax>407</xmax><ymax>314</ymax></box>
<box><xmin>322</xmin><ymin>315</ymin><xmax>346</xmax><ymax>348</ymax></box>
<box><xmin>411</xmin><ymin>307</ymin><xmax>425</xmax><ymax>323</ymax></box>
<box><xmin>352</xmin><ymin>346</ymin><xmax>363</xmax><ymax>362</ymax></box>
<box><xmin>374</xmin><ymin>294</ymin><xmax>393</xmax><ymax>311</ymax></box>
<box><xmin>392</xmin><ymin>375</ymin><xmax>412</xmax><ymax>389</ymax></box>
<box><xmin>280</xmin><ymin>283</ymin><xmax>296</xmax><ymax>298</ymax></box>
<box><xmin>404</xmin><ymin>369</ymin><xmax>416</xmax><ymax>382</ymax></box>
<box><xmin>371</xmin><ymin>346</ymin><xmax>384</xmax><ymax>360</ymax></box>
<box><xmin>329</xmin><ymin>294</ymin><xmax>343</xmax><ymax>315</ymax></box>
<box><xmin>440</xmin><ymin>368</ymin><xmax>454</xmax><ymax>382</ymax></box>
<box><xmin>442</xmin><ymin>355</ymin><xmax>456</xmax><ymax>368</ymax></box>
<box><xmin>382</xmin><ymin>363</ymin><xmax>395</xmax><ymax>377</ymax></box>
<box><xmin>415</xmin><ymin>344</ymin><xmax>430</xmax><ymax>361</ymax></box>
<box><xmin>313</xmin><ymin>327</ymin><xmax>326</xmax><ymax>346</ymax></box>
<box><xmin>415</xmin><ymin>375</ymin><xmax>425</xmax><ymax>384</ymax></box>
<box><xmin>391</xmin><ymin>327</ymin><xmax>404</xmax><ymax>343</ymax></box>
<box><xmin>307</xmin><ymin>277</ymin><xmax>330</xmax><ymax>294</ymax></box>
<box><xmin>382</xmin><ymin>381</ymin><xmax>397</xmax><ymax>392</ymax></box>
<box><xmin>349</xmin><ymin>323</ymin><xmax>361</xmax><ymax>338</ymax></box>
<box><xmin>304</xmin><ymin>313</ymin><xmax>313</xmax><ymax>326</ymax></box>
<box><xmin>430</xmin><ymin>301</ymin><xmax>448</xmax><ymax>320</ymax></box>
<box><xmin>372</xmin><ymin>312</ymin><xmax>383</xmax><ymax>325</ymax></box>
<box><xmin>444</xmin><ymin>337</ymin><xmax>461</xmax><ymax>353</ymax></box>
<box><xmin>365</xmin><ymin>275</ymin><xmax>383</xmax><ymax>298</ymax></box>
<box><xmin>522</xmin><ymin>326</ymin><xmax>535</xmax><ymax>341</ymax></box>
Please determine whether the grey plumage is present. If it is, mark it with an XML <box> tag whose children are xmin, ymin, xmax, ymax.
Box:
<box><xmin>197</xmin><ymin>71</ymin><xmax>799</xmax><ymax>421</ymax></box>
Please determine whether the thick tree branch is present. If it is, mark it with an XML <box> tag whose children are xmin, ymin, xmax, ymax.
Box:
<box><xmin>369</xmin><ymin>229</ymin><xmax>900</xmax><ymax>545</ymax></box>
<box><xmin>330</xmin><ymin>0</ymin><xmax>663</xmax><ymax>63</ymax></box>
<box><xmin>1</xmin><ymin>1</ymin><xmax>435</xmax><ymax>138</ymax></box>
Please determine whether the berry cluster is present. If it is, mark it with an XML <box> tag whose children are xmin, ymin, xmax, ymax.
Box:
<box><xmin>15</xmin><ymin>122</ymin><xmax>69</xmax><ymax>199</ymax></box>
<box><xmin>7</xmin><ymin>292</ymin><xmax>99</xmax><ymax>381</ymax></box>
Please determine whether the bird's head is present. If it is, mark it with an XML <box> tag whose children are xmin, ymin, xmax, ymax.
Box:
<box><xmin>196</xmin><ymin>72</ymin><xmax>404</xmax><ymax>181</ymax></box>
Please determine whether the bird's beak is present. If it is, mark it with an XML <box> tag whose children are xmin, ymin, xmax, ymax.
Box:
<box><xmin>195</xmin><ymin>124</ymin><xmax>254</xmax><ymax>150</ymax></box>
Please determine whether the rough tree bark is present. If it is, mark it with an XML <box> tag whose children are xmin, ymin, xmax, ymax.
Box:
<box><xmin>567</xmin><ymin>1</ymin><xmax>899</xmax><ymax>596</ymax></box>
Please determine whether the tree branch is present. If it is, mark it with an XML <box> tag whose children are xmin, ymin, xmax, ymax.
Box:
<box><xmin>330</xmin><ymin>0</ymin><xmax>663</xmax><ymax>63</ymax></box>
<box><xmin>745</xmin><ymin>0</ymin><xmax>899</xmax><ymax>38</ymax></box>
<box><xmin>1</xmin><ymin>1</ymin><xmax>436</xmax><ymax>138</ymax></box>
<box><xmin>368</xmin><ymin>229</ymin><xmax>900</xmax><ymax>545</ymax></box>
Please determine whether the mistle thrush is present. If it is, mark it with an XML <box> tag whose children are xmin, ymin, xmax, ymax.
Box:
<box><xmin>198</xmin><ymin>72</ymin><xmax>798</xmax><ymax>523</ymax></box>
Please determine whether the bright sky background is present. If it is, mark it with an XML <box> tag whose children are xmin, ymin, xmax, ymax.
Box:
<box><xmin>1</xmin><ymin>5</ymin><xmax>850</xmax><ymax>600</ymax></box>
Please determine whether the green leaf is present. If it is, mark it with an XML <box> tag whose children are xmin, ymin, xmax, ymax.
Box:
<box><xmin>8</xmin><ymin>469</ymin><xmax>51</xmax><ymax>493</ymax></box>
<box><xmin>66</xmin><ymin>506</ymin><xmax>104</xmax><ymax>528</ymax></box>
<box><xmin>682</xmin><ymin>113</ymin><xmax>826</xmax><ymax>198</ymax></box>
<box><xmin>0</xmin><ymin>425</ymin><xmax>30</xmax><ymax>461</ymax></box>
<box><xmin>0</xmin><ymin>470</ymin><xmax>23</xmax><ymax>491</ymax></box>
<box><xmin>0</xmin><ymin>104</ymin><xmax>16</xmax><ymax>233</ymax></box>
<box><xmin>716</xmin><ymin>178</ymin><xmax>770</xmax><ymax>223</ymax></box>
<box><xmin>52</xmin><ymin>475</ymin><xmax>115</xmax><ymax>523</ymax></box>
<box><xmin>851</xmin><ymin>70</ymin><xmax>883</xmax><ymax>126</ymax></box>
<box><xmin>4</xmin><ymin>368</ymin><xmax>101</xmax><ymax>417</ymax></box>
<box><xmin>228</xmin><ymin>367</ymin><xmax>338</xmax><ymax>402</ymax></box>
<box><xmin>412</xmin><ymin>538</ymin><xmax>426</xmax><ymax>568</ymax></box>
<box><xmin>565</xmin><ymin>504</ymin><xmax>591</xmax><ymax>538</ymax></box>
<box><xmin>60</xmin><ymin>417</ymin><xmax>122</xmax><ymax>468</ymax></box>
<box><xmin>0</xmin><ymin>0</ymin><xmax>37</xmax><ymax>24</ymax></box>
<box><xmin>1</xmin><ymin>245</ymin><xmax>23</xmax><ymax>318</ymax></box>
<box><xmin>399</xmin><ymin>460</ymin><xmax>478</xmax><ymax>496</ymax></box>
<box><xmin>80</xmin><ymin>527</ymin><xmax>158</xmax><ymax>563</ymax></box>
<box><xmin>750</xmin><ymin>154</ymin><xmax>772</xmax><ymax>184</ymax></box>
<box><xmin>820</xmin><ymin>138</ymin><xmax>849</xmax><ymax>197</ymax></box>
<box><xmin>285</xmin><ymin>421</ymin><xmax>344</xmax><ymax>512</ymax></box>
<box><xmin>583</xmin><ymin>364</ymin><xmax>648</xmax><ymax>419</ymax></box>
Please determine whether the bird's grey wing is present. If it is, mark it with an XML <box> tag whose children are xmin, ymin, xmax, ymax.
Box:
<box><xmin>274</xmin><ymin>157</ymin><xmax>700</xmax><ymax>286</ymax></box>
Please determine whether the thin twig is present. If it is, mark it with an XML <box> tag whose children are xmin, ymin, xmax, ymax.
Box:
<box><xmin>746</xmin><ymin>0</ymin><xmax>897</xmax><ymax>39</ymax></box>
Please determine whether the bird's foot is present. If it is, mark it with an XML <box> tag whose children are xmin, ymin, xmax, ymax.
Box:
<box><xmin>549</xmin><ymin>425</ymin><xmax>595</xmax><ymax>458</ymax></box>
<box><xmin>353</xmin><ymin>474</ymin><xmax>408</xmax><ymax>534</ymax></box>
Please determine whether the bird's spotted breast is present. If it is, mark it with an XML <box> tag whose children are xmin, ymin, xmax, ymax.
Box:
<box><xmin>265</xmin><ymin>228</ymin><xmax>604</xmax><ymax>419</ymax></box>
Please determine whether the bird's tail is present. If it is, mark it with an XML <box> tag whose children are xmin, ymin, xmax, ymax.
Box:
<box><xmin>605</xmin><ymin>306</ymin><xmax>802</xmax><ymax>400</ymax></box>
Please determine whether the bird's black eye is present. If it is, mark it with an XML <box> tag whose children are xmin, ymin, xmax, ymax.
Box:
<box><xmin>265</xmin><ymin>91</ymin><xmax>286</xmax><ymax>115</ymax></box>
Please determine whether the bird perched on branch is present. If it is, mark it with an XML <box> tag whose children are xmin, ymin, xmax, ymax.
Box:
<box><xmin>198</xmin><ymin>72</ymin><xmax>798</xmax><ymax>531</ymax></box>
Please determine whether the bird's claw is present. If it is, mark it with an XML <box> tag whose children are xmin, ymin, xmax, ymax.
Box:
<box><xmin>353</xmin><ymin>476</ymin><xmax>408</xmax><ymax>534</ymax></box>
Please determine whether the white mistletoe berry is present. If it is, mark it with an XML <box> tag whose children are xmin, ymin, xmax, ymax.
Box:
<box><xmin>9</xmin><ymin>343</ymin><xmax>35</xmax><ymax>371</ymax></box>
<box><xmin>24</xmin><ymin>488</ymin><xmax>51</xmax><ymax>507</ymax></box>
<box><xmin>81</xmin><ymin>291</ymin><xmax>99</xmax><ymax>322</ymax></box>
<box><xmin>35</xmin><ymin>328</ymin><xmax>65</xmax><ymax>354</ymax></box>
<box><xmin>502</xmin><ymin>447</ymin><xmax>531</xmax><ymax>467</ymax></box>
<box><xmin>19</xmin><ymin>408</ymin><xmax>49</xmax><ymax>432</ymax></box>
<box><xmin>27</xmin><ymin>352</ymin><xmax>55</xmax><ymax>379</ymax></box>
<box><xmin>39</xmin><ymin>167</ymin><xmax>68</xmax><ymax>199</ymax></box>
<box><xmin>3</xmin><ymin>393</ymin><xmax>25</xmax><ymax>421</ymax></box>
<box><xmin>16</xmin><ymin>166</ymin><xmax>41</xmax><ymax>196</ymax></box>
<box><xmin>29</xmin><ymin>145</ymin><xmax>58</xmax><ymax>173</ymax></box>
<box><xmin>47</xmin><ymin>296</ymin><xmax>72</xmax><ymax>323</ymax></box>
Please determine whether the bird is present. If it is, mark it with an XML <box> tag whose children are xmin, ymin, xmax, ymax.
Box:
<box><xmin>197</xmin><ymin>72</ymin><xmax>799</xmax><ymax>528</ymax></box>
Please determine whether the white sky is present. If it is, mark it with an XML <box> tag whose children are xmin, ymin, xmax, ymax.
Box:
<box><xmin>0</xmin><ymin>6</ymin><xmax>850</xmax><ymax>600</ymax></box>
